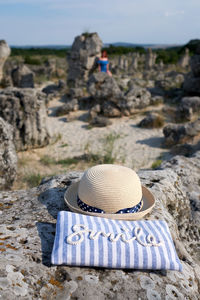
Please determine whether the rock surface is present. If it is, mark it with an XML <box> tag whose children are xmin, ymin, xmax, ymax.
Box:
<box><xmin>0</xmin><ymin>87</ymin><xmax>51</xmax><ymax>151</ymax></box>
<box><xmin>87</xmin><ymin>72</ymin><xmax>123</xmax><ymax>103</ymax></box>
<box><xmin>176</xmin><ymin>96</ymin><xmax>200</xmax><ymax>121</ymax></box>
<box><xmin>0</xmin><ymin>40</ymin><xmax>11</xmax><ymax>83</ymax></box>
<box><xmin>183</xmin><ymin>49</ymin><xmax>200</xmax><ymax>95</ymax></box>
<box><xmin>0</xmin><ymin>117</ymin><xmax>17</xmax><ymax>190</ymax></box>
<box><xmin>138</xmin><ymin>113</ymin><xmax>164</xmax><ymax>128</ymax></box>
<box><xmin>0</xmin><ymin>152</ymin><xmax>200</xmax><ymax>299</ymax></box>
<box><xmin>67</xmin><ymin>32</ymin><xmax>102</xmax><ymax>87</ymax></box>
<box><xmin>55</xmin><ymin>99</ymin><xmax>79</xmax><ymax>116</ymax></box>
<box><xmin>11</xmin><ymin>65</ymin><xmax>34</xmax><ymax>88</ymax></box>
<box><xmin>163</xmin><ymin>118</ymin><xmax>200</xmax><ymax>146</ymax></box>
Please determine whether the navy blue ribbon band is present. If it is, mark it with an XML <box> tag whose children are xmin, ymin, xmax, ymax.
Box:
<box><xmin>77</xmin><ymin>196</ymin><xmax>143</xmax><ymax>214</ymax></box>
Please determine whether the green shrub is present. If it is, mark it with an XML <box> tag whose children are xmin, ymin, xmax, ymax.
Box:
<box><xmin>23</xmin><ymin>173</ymin><xmax>43</xmax><ymax>188</ymax></box>
<box><xmin>151</xmin><ymin>159</ymin><xmax>162</xmax><ymax>169</ymax></box>
<box><xmin>40</xmin><ymin>155</ymin><xmax>56</xmax><ymax>166</ymax></box>
<box><xmin>24</xmin><ymin>55</ymin><xmax>42</xmax><ymax>65</ymax></box>
<box><xmin>56</xmin><ymin>157</ymin><xmax>80</xmax><ymax>165</ymax></box>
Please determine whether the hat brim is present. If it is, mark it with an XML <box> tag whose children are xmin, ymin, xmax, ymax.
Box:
<box><xmin>64</xmin><ymin>181</ymin><xmax>155</xmax><ymax>220</ymax></box>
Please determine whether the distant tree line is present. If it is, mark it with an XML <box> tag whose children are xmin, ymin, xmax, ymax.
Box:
<box><xmin>10</xmin><ymin>39</ymin><xmax>200</xmax><ymax>66</ymax></box>
<box><xmin>11</xmin><ymin>47</ymin><xmax>69</xmax><ymax>58</ymax></box>
<box><xmin>103</xmin><ymin>45</ymin><xmax>146</xmax><ymax>55</ymax></box>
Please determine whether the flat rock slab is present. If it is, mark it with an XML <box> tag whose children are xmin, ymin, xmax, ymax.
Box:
<box><xmin>0</xmin><ymin>153</ymin><xmax>200</xmax><ymax>299</ymax></box>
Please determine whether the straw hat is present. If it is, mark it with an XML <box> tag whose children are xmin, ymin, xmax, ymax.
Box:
<box><xmin>64</xmin><ymin>164</ymin><xmax>155</xmax><ymax>220</ymax></box>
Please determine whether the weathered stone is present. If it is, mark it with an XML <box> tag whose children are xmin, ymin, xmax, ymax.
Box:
<box><xmin>68</xmin><ymin>87</ymin><xmax>85</xmax><ymax>99</ymax></box>
<box><xmin>11</xmin><ymin>64</ymin><xmax>34</xmax><ymax>88</ymax></box>
<box><xmin>89</xmin><ymin>115</ymin><xmax>112</xmax><ymax>127</ymax></box>
<box><xmin>183</xmin><ymin>52</ymin><xmax>200</xmax><ymax>95</ymax></box>
<box><xmin>176</xmin><ymin>97</ymin><xmax>200</xmax><ymax>121</ymax></box>
<box><xmin>124</xmin><ymin>86</ymin><xmax>151</xmax><ymax>110</ymax></box>
<box><xmin>145</xmin><ymin>48</ymin><xmax>157</xmax><ymax>69</ymax></box>
<box><xmin>0</xmin><ymin>40</ymin><xmax>11</xmax><ymax>83</ymax></box>
<box><xmin>178</xmin><ymin>48</ymin><xmax>190</xmax><ymax>68</ymax></box>
<box><xmin>0</xmin><ymin>153</ymin><xmax>200</xmax><ymax>299</ymax></box>
<box><xmin>42</xmin><ymin>80</ymin><xmax>65</xmax><ymax>96</ymax></box>
<box><xmin>150</xmin><ymin>95</ymin><xmax>164</xmax><ymax>105</ymax></box>
<box><xmin>131</xmin><ymin>53</ymin><xmax>139</xmax><ymax>70</ymax></box>
<box><xmin>0</xmin><ymin>117</ymin><xmax>17</xmax><ymax>190</ymax></box>
<box><xmin>163</xmin><ymin>118</ymin><xmax>200</xmax><ymax>146</ymax></box>
<box><xmin>55</xmin><ymin>99</ymin><xmax>79</xmax><ymax>116</ymax></box>
<box><xmin>183</xmin><ymin>76</ymin><xmax>200</xmax><ymax>95</ymax></box>
<box><xmin>67</xmin><ymin>33</ymin><xmax>102</xmax><ymax>87</ymax></box>
<box><xmin>87</xmin><ymin>72</ymin><xmax>123</xmax><ymax>103</ymax></box>
<box><xmin>190</xmin><ymin>55</ymin><xmax>200</xmax><ymax>77</ymax></box>
<box><xmin>138</xmin><ymin>113</ymin><xmax>164</xmax><ymax>128</ymax></box>
<box><xmin>102</xmin><ymin>102</ymin><xmax>121</xmax><ymax>118</ymax></box>
<box><xmin>0</xmin><ymin>87</ymin><xmax>50</xmax><ymax>151</ymax></box>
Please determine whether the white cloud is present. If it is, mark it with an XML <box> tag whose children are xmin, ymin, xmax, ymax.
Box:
<box><xmin>164</xmin><ymin>10</ymin><xmax>185</xmax><ymax>17</ymax></box>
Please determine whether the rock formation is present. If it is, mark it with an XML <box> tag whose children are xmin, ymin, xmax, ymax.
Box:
<box><xmin>0</xmin><ymin>117</ymin><xmax>17</xmax><ymax>190</ymax></box>
<box><xmin>178</xmin><ymin>48</ymin><xmax>190</xmax><ymax>68</ymax></box>
<box><xmin>0</xmin><ymin>152</ymin><xmax>200</xmax><ymax>298</ymax></box>
<box><xmin>0</xmin><ymin>40</ymin><xmax>11</xmax><ymax>83</ymax></box>
<box><xmin>183</xmin><ymin>47</ymin><xmax>200</xmax><ymax>95</ymax></box>
<box><xmin>176</xmin><ymin>96</ymin><xmax>200</xmax><ymax>121</ymax></box>
<box><xmin>163</xmin><ymin>118</ymin><xmax>200</xmax><ymax>146</ymax></box>
<box><xmin>42</xmin><ymin>80</ymin><xmax>65</xmax><ymax>97</ymax></box>
<box><xmin>67</xmin><ymin>32</ymin><xmax>102</xmax><ymax>88</ymax></box>
<box><xmin>123</xmin><ymin>86</ymin><xmax>152</xmax><ymax>111</ymax></box>
<box><xmin>11</xmin><ymin>64</ymin><xmax>34</xmax><ymax>88</ymax></box>
<box><xmin>0</xmin><ymin>87</ymin><xmax>50</xmax><ymax>151</ymax></box>
<box><xmin>138</xmin><ymin>113</ymin><xmax>164</xmax><ymax>128</ymax></box>
<box><xmin>145</xmin><ymin>48</ymin><xmax>157</xmax><ymax>69</ymax></box>
<box><xmin>87</xmin><ymin>73</ymin><xmax>154</xmax><ymax>118</ymax></box>
<box><xmin>87</xmin><ymin>72</ymin><xmax>123</xmax><ymax>103</ymax></box>
<box><xmin>131</xmin><ymin>53</ymin><xmax>139</xmax><ymax>70</ymax></box>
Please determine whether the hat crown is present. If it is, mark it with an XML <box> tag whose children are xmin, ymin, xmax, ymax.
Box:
<box><xmin>78</xmin><ymin>164</ymin><xmax>142</xmax><ymax>213</ymax></box>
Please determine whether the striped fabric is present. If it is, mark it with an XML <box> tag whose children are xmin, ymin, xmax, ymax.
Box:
<box><xmin>51</xmin><ymin>211</ymin><xmax>182</xmax><ymax>271</ymax></box>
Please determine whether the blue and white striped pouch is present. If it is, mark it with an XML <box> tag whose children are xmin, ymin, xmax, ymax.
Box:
<box><xmin>51</xmin><ymin>211</ymin><xmax>182</xmax><ymax>271</ymax></box>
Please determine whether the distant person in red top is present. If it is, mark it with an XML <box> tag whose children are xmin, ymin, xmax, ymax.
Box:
<box><xmin>98</xmin><ymin>50</ymin><xmax>112</xmax><ymax>76</ymax></box>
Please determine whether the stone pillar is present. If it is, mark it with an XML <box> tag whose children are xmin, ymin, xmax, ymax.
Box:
<box><xmin>0</xmin><ymin>40</ymin><xmax>11</xmax><ymax>83</ymax></box>
<box><xmin>131</xmin><ymin>53</ymin><xmax>139</xmax><ymax>69</ymax></box>
<box><xmin>67</xmin><ymin>32</ymin><xmax>103</xmax><ymax>88</ymax></box>
<box><xmin>178</xmin><ymin>48</ymin><xmax>190</xmax><ymax>68</ymax></box>
<box><xmin>183</xmin><ymin>46</ymin><xmax>200</xmax><ymax>95</ymax></box>
<box><xmin>11</xmin><ymin>65</ymin><xmax>34</xmax><ymax>88</ymax></box>
<box><xmin>118</xmin><ymin>56</ymin><xmax>124</xmax><ymax>69</ymax></box>
<box><xmin>145</xmin><ymin>48</ymin><xmax>157</xmax><ymax>69</ymax></box>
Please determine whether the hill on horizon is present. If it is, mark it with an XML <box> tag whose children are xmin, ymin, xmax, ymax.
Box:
<box><xmin>11</xmin><ymin>42</ymin><xmax>183</xmax><ymax>50</ymax></box>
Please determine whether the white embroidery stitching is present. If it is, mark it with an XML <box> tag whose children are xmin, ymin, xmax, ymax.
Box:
<box><xmin>66</xmin><ymin>224</ymin><xmax>162</xmax><ymax>247</ymax></box>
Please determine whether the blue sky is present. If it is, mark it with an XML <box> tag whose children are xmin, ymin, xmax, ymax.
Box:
<box><xmin>0</xmin><ymin>0</ymin><xmax>199</xmax><ymax>46</ymax></box>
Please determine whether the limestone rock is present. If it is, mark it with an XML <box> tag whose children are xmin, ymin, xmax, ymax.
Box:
<box><xmin>0</xmin><ymin>117</ymin><xmax>17</xmax><ymax>190</ymax></box>
<box><xmin>0</xmin><ymin>153</ymin><xmax>200</xmax><ymax>299</ymax></box>
<box><xmin>67</xmin><ymin>32</ymin><xmax>102</xmax><ymax>87</ymax></box>
<box><xmin>138</xmin><ymin>113</ymin><xmax>164</xmax><ymax>128</ymax></box>
<box><xmin>183</xmin><ymin>51</ymin><xmax>200</xmax><ymax>95</ymax></box>
<box><xmin>87</xmin><ymin>72</ymin><xmax>123</xmax><ymax>103</ymax></box>
<box><xmin>183</xmin><ymin>76</ymin><xmax>200</xmax><ymax>95</ymax></box>
<box><xmin>102</xmin><ymin>102</ymin><xmax>121</xmax><ymax>118</ymax></box>
<box><xmin>0</xmin><ymin>87</ymin><xmax>50</xmax><ymax>151</ymax></box>
<box><xmin>124</xmin><ymin>86</ymin><xmax>151</xmax><ymax>110</ymax></box>
<box><xmin>145</xmin><ymin>48</ymin><xmax>157</xmax><ymax>69</ymax></box>
<box><xmin>55</xmin><ymin>99</ymin><xmax>79</xmax><ymax>116</ymax></box>
<box><xmin>42</xmin><ymin>80</ymin><xmax>65</xmax><ymax>96</ymax></box>
<box><xmin>89</xmin><ymin>115</ymin><xmax>112</xmax><ymax>127</ymax></box>
<box><xmin>178</xmin><ymin>48</ymin><xmax>190</xmax><ymax>68</ymax></box>
<box><xmin>163</xmin><ymin>118</ymin><xmax>200</xmax><ymax>146</ymax></box>
<box><xmin>176</xmin><ymin>96</ymin><xmax>200</xmax><ymax>121</ymax></box>
<box><xmin>0</xmin><ymin>40</ymin><xmax>11</xmax><ymax>82</ymax></box>
<box><xmin>190</xmin><ymin>55</ymin><xmax>200</xmax><ymax>77</ymax></box>
<box><xmin>11</xmin><ymin>64</ymin><xmax>34</xmax><ymax>88</ymax></box>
